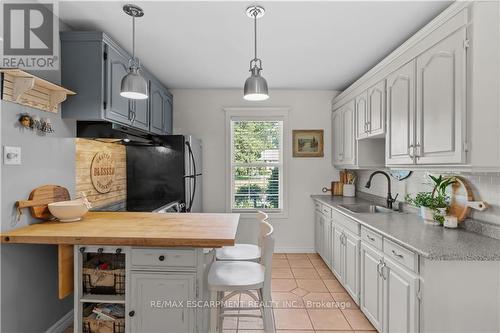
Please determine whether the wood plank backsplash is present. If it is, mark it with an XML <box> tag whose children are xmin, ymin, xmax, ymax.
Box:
<box><xmin>75</xmin><ymin>138</ymin><xmax>126</xmax><ymax>208</ymax></box>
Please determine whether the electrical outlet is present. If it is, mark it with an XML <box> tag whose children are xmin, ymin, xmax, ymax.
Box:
<box><xmin>3</xmin><ymin>146</ymin><xmax>21</xmax><ymax>165</ymax></box>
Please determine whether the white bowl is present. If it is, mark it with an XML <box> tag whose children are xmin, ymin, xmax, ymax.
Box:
<box><xmin>48</xmin><ymin>200</ymin><xmax>89</xmax><ymax>222</ymax></box>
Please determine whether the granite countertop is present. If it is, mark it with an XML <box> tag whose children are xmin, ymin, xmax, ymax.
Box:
<box><xmin>311</xmin><ymin>194</ymin><xmax>500</xmax><ymax>261</ymax></box>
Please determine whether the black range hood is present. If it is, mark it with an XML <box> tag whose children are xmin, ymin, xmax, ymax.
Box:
<box><xmin>76</xmin><ymin>121</ymin><xmax>153</xmax><ymax>144</ymax></box>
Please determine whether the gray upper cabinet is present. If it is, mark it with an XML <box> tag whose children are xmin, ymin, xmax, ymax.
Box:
<box><xmin>105</xmin><ymin>43</ymin><xmax>132</xmax><ymax>125</ymax></box>
<box><xmin>150</xmin><ymin>78</ymin><xmax>173</xmax><ymax>135</ymax></box>
<box><xmin>60</xmin><ymin>31</ymin><xmax>171</xmax><ymax>135</ymax></box>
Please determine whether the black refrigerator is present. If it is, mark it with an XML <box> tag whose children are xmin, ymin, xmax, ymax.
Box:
<box><xmin>126</xmin><ymin>135</ymin><xmax>202</xmax><ymax>212</ymax></box>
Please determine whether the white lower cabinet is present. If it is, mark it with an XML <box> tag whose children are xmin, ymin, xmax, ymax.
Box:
<box><xmin>323</xmin><ymin>217</ymin><xmax>332</xmax><ymax>268</ymax></box>
<box><xmin>359</xmin><ymin>240</ymin><xmax>419</xmax><ymax>333</ymax></box>
<box><xmin>331</xmin><ymin>226</ymin><xmax>343</xmax><ymax>282</ymax></box>
<box><xmin>342</xmin><ymin>230</ymin><xmax>360</xmax><ymax>302</ymax></box>
<box><xmin>129</xmin><ymin>272</ymin><xmax>196</xmax><ymax>333</ymax></box>
<box><xmin>329</xmin><ymin>220</ymin><xmax>360</xmax><ymax>303</ymax></box>
<box><xmin>383</xmin><ymin>258</ymin><xmax>419</xmax><ymax>333</ymax></box>
<box><xmin>360</xmin><ymin>242</ymin><xmax>384</xmax><ymax>332</ymax></box>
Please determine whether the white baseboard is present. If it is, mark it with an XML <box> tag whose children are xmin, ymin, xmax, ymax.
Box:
<box><xmin>45</xmin><ymin>310</ymin><xmax>73</xmax><ymax>333</ymax></box>
<box><xmin>275</xmin><ymin>247</ymin><xmax>315</xmax><ymax>253</ymax></box>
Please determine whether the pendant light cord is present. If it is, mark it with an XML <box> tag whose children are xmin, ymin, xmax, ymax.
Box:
<box><xmin>132</xmin><ymin>15</ymin><xmax>136</xmax><ymax>62</ymax></box>
<box><xmin>253</xmin><ymin>10</ymin><xmax>257</xmax><ymax>61</ymax></box>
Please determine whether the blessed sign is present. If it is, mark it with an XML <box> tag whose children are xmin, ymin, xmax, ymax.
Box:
<box><xmin>90</xmin><ymin>151</ymin><xmax>116</xmax><ymax>194</ymax></box>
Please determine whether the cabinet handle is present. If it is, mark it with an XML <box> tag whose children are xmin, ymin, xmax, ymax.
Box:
<box><xmin>408</xmin><ymin>145</ymin><xmax>414</xmax><ymax>159</ymax></box>
<box><xmin>377</xmin><ymin>260</ymin><xmax>383</xmax><ymax>277</ymax></box>
<box><xmin>391</xmin><ymin>249</ymin><xmax>404</xmax><ymax>259</ymax></box>
<box><xmin>129</xmin><ymin>310</ymin><xmax>135</xmax><ymax>317</ymax></box>
<box><xmin>366</xmin><ymin>235</ymin><xmax>375</xmax><ymax>242</ymax></box>
<box><xmin>415</xmin><ymin>142</ymin><xmax>421</xmax><ymax>159</ymax></box>
<box><xmin>159</xmin><ymin>255</ymin><xmax>165</xmax><ymax>261</ymax></box>
<box><xmin>381</xmin><ymin>263</ymin><xmax>388</xmax><ymax>280</ymax></box>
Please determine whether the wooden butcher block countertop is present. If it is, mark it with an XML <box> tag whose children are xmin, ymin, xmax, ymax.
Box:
<box><xmin>0</xmin><ymin>212</ymin><xmax>240</xmax><ymax>248</ymax></box>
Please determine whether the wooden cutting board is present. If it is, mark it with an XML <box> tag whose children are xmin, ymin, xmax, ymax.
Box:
<box><xmin>17</xmin><ymin>185</ymin><xmax>70</xmax><ymax>219</ymax></box>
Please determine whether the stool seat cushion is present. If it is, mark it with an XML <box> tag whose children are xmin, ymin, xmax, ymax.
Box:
<box><xmin>208</xmin><ymin>261</ymin><xmax>265</xmax><ymax>291</ymax></box>
<box><xmin>215</xmin><ymin>244</ymin><xmax>261</xmax><ymax>261</ymax></box>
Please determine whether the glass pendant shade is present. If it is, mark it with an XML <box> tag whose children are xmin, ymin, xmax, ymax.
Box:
<box><xmin>120</xmin><ymin>66</ymin><xmax>148</xmax><ymax>99</ymax></box>
<box><xmin>244</xmin><ymin>66</ymin><xmax>269</xmax><ymax>101</ymax></box>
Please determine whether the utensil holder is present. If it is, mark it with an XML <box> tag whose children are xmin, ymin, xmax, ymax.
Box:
<box><xmin>343</xmin><ymin>184</ymin><xmax>355</xmax><ymax>197</ymax></box>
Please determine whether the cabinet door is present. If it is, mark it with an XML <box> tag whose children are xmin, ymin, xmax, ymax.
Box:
<box><xmin>356</xmin><ymin>92</ymin><xmax>368</xmax><ymax>139</ymax></box>
<box><xmin>360</xmin><ymin>242</ymin><xmax>384</xmax><ymax>331</ymax></box>
<box><xmin>129</xmin><ymin>272</ymin><xmax>195</xmax><ymax>333</ymax></box>
<box><xmin>314</xmin><ymin>210</ymin><xmax>321</xmax><ymax>254</ymax></box>
<box><xmin>383</xmin><ymin>258</ymin><xmax>419</xmax><ymax>333</ymax></box>
<box><xmin>386</xmin><ymin>60</ymin><xmax>416</xmax><ymax>165</ymax></box>
<box><xmin>323</xmin><ymin>219</ymin><xmax>332</xmax><ymax>268</ymax></box>
<box><xmin>415</xmin><ymin>29</ymin><xmax>467</xmax><ymax>164</ymax></box>
<box><xmin>105</xmin><ymin>44</ymin><xmax>132</xmax><ymax>125</ymax></box>
<box><xmin>332</xmin><ymin>109</ymin><xmax>343</xmax><ymax>166</ymax></box>
<box><xmin>131</xmin><ymin>96</ymin><xmax>149</xmax><ymax>132</ymax></box>
<box><xmin>332</xmin><ymin>226</ymin><xmax>343</xmax><ymax>282</ymax></box>
<box><xmin>343</xmin><ymin>231</ymin><xmax>360</xmax><ymax>303</ymax></box>
<box><xmin>164</xmin><ymin>95</ymin><xmax>173</xmax><ymax>135</ymax></box>
<box><xmin>342</xmin><ymin>101</ymin><xmax>356</xmax><ymax>165</ymax></box>
<box><xmin>368</xmin><ymin>80</ymin><xmax>386</xmax><ymax>137</ymax></box>
<box><xmin>150</xmin><ymin>80</ymin><xmax>166</xmax><ymax>135</ymax></box>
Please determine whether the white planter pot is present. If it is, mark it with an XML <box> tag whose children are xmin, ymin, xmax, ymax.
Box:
<box><xmin>420</xmin><ymin>207</ymin><xmax>434</xmax><ymax>221</ymax></box>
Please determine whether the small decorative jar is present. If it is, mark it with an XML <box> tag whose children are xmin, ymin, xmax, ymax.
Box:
<box><xmin>444</xmin><ymin>215</ymin><xmax>458</xmax><ymax>228</ymax></box>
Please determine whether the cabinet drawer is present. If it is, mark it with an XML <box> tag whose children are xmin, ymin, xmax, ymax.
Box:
<box><xmin>322</xmin><ymin>205</ymin><xmax>332</xmax><ymax>218</ymax></box>
<box><xmin>332</xmin><ymin>209</ymin><xmax>360</xmax><ymax>235</ymax></box>
<box><xmin>314</xmin><ymin>201</ymin><xmax>323</xmax><ymax>212</ymax></box>
<box><xmin>383</xmin><ymin>239</ymin><xmax>417</xmax><ymax>272</ymax></box>
<box><xmin>361</xmin><ymin>227</ymin><xmax>382</xmax><ymax>251</ymax></box>
<box><xmin>131</xmin><ymin>248</ymin><xmax>197</xmax><ymax>269</ymax></box>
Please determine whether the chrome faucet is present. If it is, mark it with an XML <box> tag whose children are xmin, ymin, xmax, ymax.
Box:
<box><xmin>365</xmin><ymin>171</ymin><xmax>398</xmax><ymax>209</ymax></box>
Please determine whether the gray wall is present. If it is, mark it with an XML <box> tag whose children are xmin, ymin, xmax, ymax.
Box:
<box><xmin>0</xmin><ymin>77</ymin><xmax>76</xmax><ymax>331</ymax></box>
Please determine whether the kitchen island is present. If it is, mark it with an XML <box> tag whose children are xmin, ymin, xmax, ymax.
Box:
<box><xmin>1</xmin><ymin>212</ymin><xmax>240</xmax><ymax>333</ymax></box>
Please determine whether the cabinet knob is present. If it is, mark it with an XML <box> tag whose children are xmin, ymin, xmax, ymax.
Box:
<box><xmin>159</xmin><ymin>255</ymin><xmax>165</xmax><ymax>261</ymax></box>
<box><xmin>129</xmin><ymin>310</ymin><xmax>135</xmax><ymax>317</ymax></box>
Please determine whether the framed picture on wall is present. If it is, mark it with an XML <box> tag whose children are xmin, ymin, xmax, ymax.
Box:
<box><xmin>292</xmin><ymin>130</ymin><xmax>324</xmax><ymax>157</ymax></box>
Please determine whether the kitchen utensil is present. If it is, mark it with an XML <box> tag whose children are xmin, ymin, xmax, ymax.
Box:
<box><xmin>16</xmin><ymin>185</ymin><xmax>71</xmax><ymax>219</ymax></box>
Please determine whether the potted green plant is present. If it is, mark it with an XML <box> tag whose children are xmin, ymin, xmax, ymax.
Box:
<box><xmin>405</xmin><ymin>175</ymin><xmax>456</xmax><ymax>224</ymax></box>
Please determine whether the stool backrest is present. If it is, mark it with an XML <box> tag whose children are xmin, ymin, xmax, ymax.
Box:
<box><xmin>257</xmin><ymin>211</ymin><xmax>274</xmax><ymax>295</ymax></box>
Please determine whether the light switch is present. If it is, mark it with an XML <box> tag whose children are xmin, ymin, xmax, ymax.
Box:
<box><xmin>3</xmin><ymin>146</ymin><xmax>21</xmax><ymax>165</ymax></box>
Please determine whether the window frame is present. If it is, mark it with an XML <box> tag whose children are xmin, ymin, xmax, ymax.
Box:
<box><xmin>225</xmin><ymin>107</ymin><xmax>290</xmax><ymax>219</ymax></box>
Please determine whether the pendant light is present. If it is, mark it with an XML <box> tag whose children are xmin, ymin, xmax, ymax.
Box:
<box><xmin>243</xmin><ymin>6</ymin><xmax>269</xmax><ymax>101</ymax></box>
<box><xmin>120</xmin><ymin>4</ymin><xmax>148</xmax><ymax>100</ymax></box>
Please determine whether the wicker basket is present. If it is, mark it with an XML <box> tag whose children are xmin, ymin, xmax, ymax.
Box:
<box><xmin>82</xmin><ymin>318</ymin><xmax>125</xmax><ymax>333</ymax></box>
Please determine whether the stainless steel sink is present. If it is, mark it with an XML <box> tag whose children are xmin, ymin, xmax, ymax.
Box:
<box><xmin>338</xmin><ymin>204</ymin><xmax>395</xmax><ymax>214</ymax></box>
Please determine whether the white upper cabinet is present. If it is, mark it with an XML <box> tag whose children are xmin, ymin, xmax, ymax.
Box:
<box><xmin>342</xmin><ymin>101</ymin><xmax>356</xmax><ymax>166</ymax></box>
<box><xmin>386</xmin><ymin>60</ymin><xmax>416</xmax><ymax>165</ymax></box>
<box><xmin>332</xmin><ymin>100</ymin><xmax>356</xmax><ymax>167</ymax></box>
<box><xmin>356</xmin><ymin>92</ymin><xmax>369</xmax><ymax>139</ymax></box>
<box><xmin>332</xmin><ymin>109</ymin><xmax>344</xmax><ymax>166</ymax></box>
<box><xmin>367</xmin><ymin>80</ymin><xmax>386</xmax><ymax>137</ymax></box>
<box><xmin>330</xmin><ymin>2</ymin><xmax>500</xmax><ymax>170</ymax></box>
<box><xmin>415</xmin><ymin>29</ymin><xmax>467</xmax><ymax>165</ymax></box>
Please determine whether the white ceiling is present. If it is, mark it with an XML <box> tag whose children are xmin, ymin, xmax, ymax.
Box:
<box><xmin>59</xmin><ymin>1</ymin><xmax>451</xmax><ymax>90</ymax></box>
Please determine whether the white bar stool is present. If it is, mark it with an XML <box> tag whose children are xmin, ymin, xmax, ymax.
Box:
<box><xmin>208</xmin><ymin>215</ymin><xmax>275</xmax><ymax>333</ymax></box>
<box><xmin>215</xmin><ymin>211</ymin><xmax>268</xmax><ymax>261</ymax></box>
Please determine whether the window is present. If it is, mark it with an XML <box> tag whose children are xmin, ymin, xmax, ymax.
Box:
<box><xmin>229</xmin><ymin>117</ymin><xmax>284</xmax><ymax>213</ymax></box>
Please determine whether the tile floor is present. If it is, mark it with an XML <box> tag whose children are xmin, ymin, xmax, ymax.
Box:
<box><xmin>64</xmin><ymin>253</ymin><xmax>376</xmax><ymax>333</ymax></box>
<box><xmin>222</xmin><ymin>252</ymin><xmax>376</xmax><ymax>333</ymax></box>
